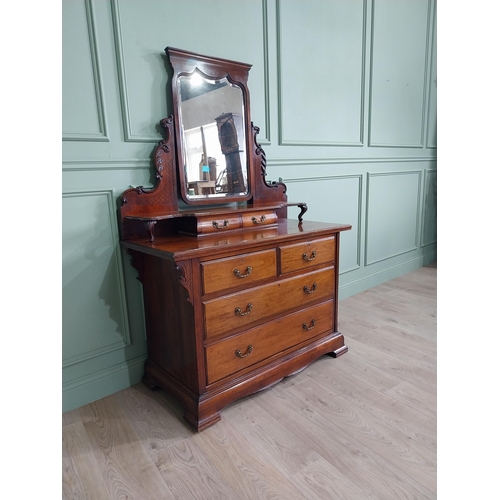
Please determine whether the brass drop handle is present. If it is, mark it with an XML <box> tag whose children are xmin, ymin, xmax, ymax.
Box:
<box><xmin>233</xmin><ymin>266</ymin><xmax>253</xmax><ymax>279</ymax></box>
<box><xmin>302</xmin><ymin>319</ymin><xmax>316</xmax><ymax>331</ymax></box>
<box><xmin>235</xmin><ymin>303</ymin><xmax>253</xmax><ymax>316</ymax></box>
<box><xmin>303</xmin><ymin>283</ymin><xmax>317</xmax><ymax>294</ymax></box>
<box><xmin>212</xmin><ymin>219</ymin><xmax>229</xmax><ymax>229</ymax></box>
<box><xmin>302</xmin><ymin>250</ymin><xmax>317</xmax><ymax>262</ymax></box>
<box><xmin>235</xmin><ymin>345</ymin><xmax>253</xmax><ymax>358</ymax></box>
<box><xmin>251</xmin><ymin>215</ymin><xmax>266</xmax><ymax>224</ymax></box>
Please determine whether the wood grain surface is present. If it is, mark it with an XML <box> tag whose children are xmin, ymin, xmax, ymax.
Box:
<box><xmin>62</xmin><ymin>263</ymin><xmax>437</xmax><ymax>499</ymax></box>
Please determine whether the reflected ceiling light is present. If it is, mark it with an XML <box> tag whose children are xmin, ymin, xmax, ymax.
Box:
<box><xmin>190</xmin><ymin>73</ymin><xmax>203</xmax><ymax>87</ymax></box>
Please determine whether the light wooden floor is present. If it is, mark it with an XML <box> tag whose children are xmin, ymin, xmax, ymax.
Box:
<box><xmin>62</xmin><ymin>264</ymin><xmax>437</xmax><ymax>500</ymax></box>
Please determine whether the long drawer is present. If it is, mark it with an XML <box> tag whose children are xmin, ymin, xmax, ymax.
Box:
<box><xmin>205</xmin><ymin>300</ymin><xmax>334</xmax><ymax>384</ymax></box>
<box><xmin>203</xmin><ymin>266</ymin><xmax>335</xmax><ymax>339</ymax></box>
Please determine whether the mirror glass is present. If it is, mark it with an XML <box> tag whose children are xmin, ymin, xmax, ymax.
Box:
<box><xmin>178</xmin><ymin>72</ymin><xmax>249</xmax><ymax>201</ymax></box>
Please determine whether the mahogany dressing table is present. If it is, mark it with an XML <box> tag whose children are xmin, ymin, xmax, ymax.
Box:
<box><xmin>118</xmin><ymin>47</ymin><xmax>351</xmax><ymax>431</ymax></box>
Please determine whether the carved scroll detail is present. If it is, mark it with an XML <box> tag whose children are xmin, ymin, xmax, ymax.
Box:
<box><xmin>176</xmin><ymin>260</ymin><xmax>193</xmax><ymax>304</ymax></box>
<box><xmin>120</xmin><ymin>116</ymin><xmax>178</xmax><ymax>211</ymax></box>
<box><xmin>252</xmin><ymin>124</ymin><xmax>287</xmax><ymax>195</ymax></box>
<box><xmin>128</xmin><ymin>250</ymin><xmax>144</xmax><ymax>283</ymax></box>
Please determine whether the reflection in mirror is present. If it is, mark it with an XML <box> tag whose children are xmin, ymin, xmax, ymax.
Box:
<box><xmin>178</xmin><ymin>72</ymin><xmax>248</xmax><ymax>200</ymax></box>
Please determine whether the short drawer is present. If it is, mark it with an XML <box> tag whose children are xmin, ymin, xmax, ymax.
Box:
<box><xmin>241</xmin><ymin>210</ymin><xmax>278</xmax><ymax>228</ymax></box>
<box><xmin>197</xmin><ymin>214</ymin><xmax>242</xmax><ymax>234</ymax></box>
<box><xmin>203</xmin><ymin>266</ymin><xmax>335</xmax><ymax>339</ymax></box>
<box><xmin>201</xmin><ymin>249</ymin><xmax>277</xmax><ymax>295</ymax></box>
<box><xmin>279</xmin><ymin>236</ymin><xmax>336</xmax><ymax>274</ymax></box>
<box><xmin>206</xmin><ymin>300</ymin><xmax>334</xmax><ymax>384</ymax></box>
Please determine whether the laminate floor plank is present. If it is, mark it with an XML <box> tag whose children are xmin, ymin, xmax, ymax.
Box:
<box><xmin>192</xmin><ymin>418</ymin><xmax>308</xmax><ymax>500</ymax></box>
<box><xmin>385</xmin><ymin>380</ymin><xmax>437</xmax><ymax>420</ymax></box>
<box><xmin>62</xmin><ymin>421</ymin><xmax>111</xmax><ymax>500</ymax></box>
<box><xmin>342</xmin><ymin>298</ymin><xmax>436</xmax><ymax>340</ymax></box>
<box><xmin>288</xmin><ymin>456</ymin><xmax>380</xmax><ymax>500</ymax></box>
<box><xmin>79</xmin><ymin>396</ymin><xmax>175</xmax><ymax>500</ymax></box>
<box><xmin>307</xmin><ymin>357</ymin><xmax>437</xmax><ymax>452</ymax></box>
<box><xmin>385</xmin><ymin>270</ymin><xmax>437</xmax><ymax>289</ymax></box>
<box><xmin>382</xmin><ymin>287</ymin><xmax>437</xmax><ymax>313</ymax></box>
<box><xmin>114</xmin><ymin>384</ymin><xmax>193</xmax><ymax>455</ymax></box>
<box><xmin>340</xmin><ymin>283</ymin><xmax>396</xmax><ymax>307</ymax></box>
<box><xmin>152</xmin><ymin>438</ymin><xmax>243</xmax><ymax>500</ymax></box>
<box><xmin>258</xmin><ymin>384</ymin><xmax>436</xmax><ymax>499</ymax></box>
<box><xmin>348</xmin><ymin>322</ymin><xmax>437</xmax><ymax>358</ymax></box>
<box><xmin>62</xmin><ymin>264</ymin><xmax>437</xmax><ymax>500</ymax></box>
<box><xmin>348</xmin><ymin>337</ymin><xmax>436</xmax><ymax>394</ymax></box>
<box><xmin>349</xmin><ymin>326</ymin><xmax>437</xmax><ymax>373</ymax></box>
<box><xmin>62</xmin><ymin>407</ymin><xmax>84</xmax><ymax>428</ymax></box>
<box><xmin>370</xmin><ymin>298</ymin><xmax>436</xmax><ymax>333</ymax></box>
<box><xmin>331</xmin><ymin>349</ymin><xmax>405</xmax><ymax>393</ymax></box>
<box><xmin>224</xmin><ymin>397</ymin><xmax>323</xmax><ymax>477</ymax></box>
<box><xmin>316</xmin><ymin>355</ymin><xmax>436</xmax><ymax>428</ymax></box>
<box><xmin>284</xmin><ymin>379</ymin><xmax>437</xmax><ymax>493</ymax></box>
<box><xmin>338</xmin><ymin>308</ymin><xmax>384</xmax><ymax>336</ymax></box>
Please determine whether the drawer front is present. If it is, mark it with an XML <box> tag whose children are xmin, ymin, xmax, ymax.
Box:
<box><xmin>206</xmin><ymin>300</ymin><xmax>334</xmax><ymax>384</ymax></box>
<box><xmin>201</xmin><ymin>249</ymin><xmax>277</xmax><ymax>295</ymax></box>
<box><xmin>204</xmin><ymin>267</ymin><xmax>335</xmax><ymax>339</ymax></box>
<box><xmin>241</xmin><ymin>211</ymin><xmax>278</xmax><ymax>228</ymax></box>
<box><xmin>279</xmin><ymin>236</ymin><xmax>336</xmax><ymax>274</ymax></box>
<box><xmin>197</xmin><ymin>214</ymin><xmax>242</xmax><ymax>234</ymax></box>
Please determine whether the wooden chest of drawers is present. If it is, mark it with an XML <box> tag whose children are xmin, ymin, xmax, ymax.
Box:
<box><xmin>118</xmin><ymin>48</ymin><xmax>352</xmax><ymax>431</ymax></box>
<box><xmin>123</xmin><ymin>219</ymin><xmax>351</xmax><ymax>431</ymax></box>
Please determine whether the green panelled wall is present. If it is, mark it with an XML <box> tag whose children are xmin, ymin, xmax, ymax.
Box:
<box><xmin>62</xmin><ymin>0</ymin><xmax>437</xmax><ymax>412</ymax></box>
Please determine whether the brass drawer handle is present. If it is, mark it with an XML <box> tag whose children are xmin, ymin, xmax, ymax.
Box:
<box><xmin>235</xmin><ymin>345</ymin><xmax>253</xmax><ymax>358</ymax></box>
<box><xmin>302</xmin><ymin>319</ymin><xmax>316</xmax><ymax>331</ymax></box>
<box><xmin>235</xmin><ymin>303</ymin><xmax>253</xmax><ymax>316</ymax></box>
<box><xmin>212</xmin><ymin>219</ymin><xmax>229</xmax><ymax>229</ymax></box>
<box><xmin>303</xmin><ymin>283</ymin><xmax>317</xmax><ymax>294</ymax></box>
<box><xmin>233</xmin><ymin>266</ymin><xmax>253</xmax><ymax>279</ymax></box>
<box><xmin>251</xmin><ymin>215</ymin><xmax>266</xmax><ymax>224</ymax></box>
<box><xmin>302</xmin><ymin>250</ymin><xmax>317</xmax><ymax>262</ymax></box>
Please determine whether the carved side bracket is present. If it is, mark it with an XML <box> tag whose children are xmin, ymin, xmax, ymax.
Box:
<box><xmin>128</xmin><ymin>250</ymin><xmax>144</xmax><ymax>283</ymax></box>
<box><xmin>250</xmin><ymin>125</ymin><xmax>287</xmax><ymax>213</ymax></box>
<box><xmin>176</xmin><ymin>260</ymin><xmax>193</xmax><ymax>304</ymax></box>
<box><xmin>119</xmin><ymin>116</ymin><xmax>179</xmax><ymax>240</ymax></box>
<box><xmin>252</xmin><ymin>124</ymin><xmax>287</xmax><ymax>195</ymax></box>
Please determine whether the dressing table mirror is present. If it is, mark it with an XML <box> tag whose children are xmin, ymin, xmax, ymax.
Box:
<box><xmin>170</xmin><ymin>47</ymin><xmax>251</xmax><ymax>202</ymax></box>
<box><xmin>119</xmin><ymin>47</ymin><xmax>351</xmax><ymax>431</ymax></box>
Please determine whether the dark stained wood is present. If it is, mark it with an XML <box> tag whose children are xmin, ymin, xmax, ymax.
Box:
<box><xmin>118</xmin><ymin>47</ymin><xmax>351</xmax><ymax>430</ymax></box>
<box><xmin>203</xmin><ymin>266</ymin><xmax>335</xmax><ymax>339</ymax></box>
<box><xmin>201</xmin><ymin>248</ymin><xmax>277</xmax><ymax>295</ymax></box>
<box><xmin>279</xmin><ymin>236</ymin><xmax>336</xmax><ymax>274</ymax></box>
<box><xmin>206</xmin><ymin>300</ymin><xmax>334</xmax><ymax>383</ymax></box>
<box><xmin>167</xmin><ymin>47</ymin><xmax>287</xmax><ymax>208</ymax></box>
<box><xmin>63</xmin><ymin>266</ymin><xmax>436</xmax><ymax>498</ymax></box>
<box><xmin>121</xmin><ymin>219</ymin><xmax>351</xmax><ymax>262</ymax></box>
<box><xmin>119</xmin><ymin>117</ymin><xmax>179</xmax><ymax>241</ymax></box>
<box><xmin>250</xmin><ymin>123</ymin><xmax>289</xmax><ymax>211</ymax></box>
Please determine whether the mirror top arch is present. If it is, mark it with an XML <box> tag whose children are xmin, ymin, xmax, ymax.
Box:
<box><xmin>167</xmin><ymin>47</ymin><xmax>253</xmax><ymax>81</ymax></box>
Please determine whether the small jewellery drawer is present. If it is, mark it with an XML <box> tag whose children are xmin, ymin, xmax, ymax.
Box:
<box><xmin>201</xmin><ymin>249</ymin><xmax>277</xmax><ymax>295</ymax></box>
<box><xmin>241</xmin><ymin>211</ymin><xmax>278</xmax><ymax>228</ymax></box>
<box><xmin>203</xmin><ymin>266</ymin><xmax>335</xmax><ymax>339</ymax></box>
<box><xmin>205</xmin><ymin>300</ymin><xmax>334</xmax><ymax>384</ymax></box>
<box><xmin>197</xmin><ymin>214</ymin><xmax>242</xmax><ymax>234</ymax></box>
<box><xmin>279</xmin><ymin>236</ymin><xmax>335</xmax><ymax>274</ymax></box>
